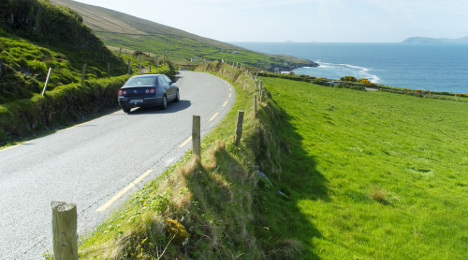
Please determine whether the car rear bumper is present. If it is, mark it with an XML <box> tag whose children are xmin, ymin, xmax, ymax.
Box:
<box><xmin>118</xmin><ymin>97</ymin><xmax>163</xmax><ymax>108</ymax></box>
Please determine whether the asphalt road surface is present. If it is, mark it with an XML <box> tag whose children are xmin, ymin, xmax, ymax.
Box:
<box><xmin>0</xmin><ymin>71</ymin><xmax>235</xmax><ymax>259</ymax></box>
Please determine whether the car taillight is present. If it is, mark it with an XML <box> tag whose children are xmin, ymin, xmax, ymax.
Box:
<box><xmin>118</xmin><ymin>90</ymin><xmax>127</xmax><ymax>96</ymax></box>
<box><xmin>145</xmin><ymin>88</ymin><xmax>156</xmax><ymax>94</ymax></box>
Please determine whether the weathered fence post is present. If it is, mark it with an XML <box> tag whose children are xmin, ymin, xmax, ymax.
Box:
<box><xmin>235</xmin><ymin>110</ymin><xmax>245</xmax><ymax>146</ymax></box>
<box><xmin>259</xmin><ymin>81</ymin><xmax>263</xmax><ymax>101</ymax></box>
<box><xmin>155</xmin><ymin>56</ymin><xmax>158</xmax><ymax>68</ymax></box>
<box><xmin>139</xmin><ymin>55</ymin><xmax>142</xmax><ymax>74</ymax></box>
<box><xmin>254</xmin><ymin>94</ymin><xmax>257</xmax><ymax>117</ymax></box>
<box><xmin>192</xmin><ymin>115</ymin><xmax>201</xmax><ymax>158</ymax></box>
<box><xmin>107</xmin><ymin>63</ymin><xmax>110</xmax><ymax>79</ymax></box>
<box><xmin>128</xmin><ymin>59</ymin><xmax>131</xmax><ymax>75</ymax></box>
<box><xmin>42</xmin><ymin>68</ymin><xmax>52</xmax><ymax>96</ymax></box>
<box><xmin>51</xmin><ymin>201</ymin><xmax>78</xmax><ymax>260</ymax></box>
<box><xmin>81</xmin><ymin>64</ymin><xmax>86</xmax><ymax>86</ymax></box>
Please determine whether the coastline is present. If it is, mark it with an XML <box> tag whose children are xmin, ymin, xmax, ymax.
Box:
<box><xmin>234</xmin><ymin>42</ymin><xmax>468</xmax><ymax>94</ymax></box>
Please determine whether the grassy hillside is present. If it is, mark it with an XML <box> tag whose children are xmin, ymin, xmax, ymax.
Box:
<box><xmin>0</xmin><ymin>0</ymin><xmax>127</xmax><ymax>103</ymax></box>
<box><xmin>0</xmin><ymin>0</ymin><xmax>180</xmax><ymax>145</ymax></box>
<box><xmin>50</xmin><ymin>0</ymin><xmax>317</xmax><ymax>71</ymax></box>
<box><xmin>257</xmin><ymin>76</ymin><xmax>468</xmax><ymax>259</ymax></box>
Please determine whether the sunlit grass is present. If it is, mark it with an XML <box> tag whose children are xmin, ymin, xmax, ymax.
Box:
<box><xmin>258</xmin><ymin>77</ymin><xmax>468</xmax><ymax>259</ymax></box>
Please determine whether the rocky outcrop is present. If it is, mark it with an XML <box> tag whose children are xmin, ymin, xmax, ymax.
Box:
<box><xmin>270</xmin><ymin>60</ymin><xmax>319</xmax><ymax>72</ymax></box>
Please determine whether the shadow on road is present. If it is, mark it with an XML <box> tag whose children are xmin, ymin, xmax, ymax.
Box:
<box><xmin>127</xmin><ymin>100</ymin><xmax>192</xmax><ymax>115</ymax></box>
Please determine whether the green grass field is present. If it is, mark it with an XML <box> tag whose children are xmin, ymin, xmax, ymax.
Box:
<box><xmin>257</xmin><ymin>77</ymin><xmax>468</xmax><ymax>259</ymax></box>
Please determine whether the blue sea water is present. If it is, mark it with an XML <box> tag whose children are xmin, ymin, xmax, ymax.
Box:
<box><xmin>232</xmin><ymin>42</ymin><xmax>468</xmax><ymax>93</ymax></box>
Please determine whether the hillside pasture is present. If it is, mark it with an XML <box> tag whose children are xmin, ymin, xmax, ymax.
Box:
<box><xmin>257</xmin><ymin>77</ymin><xmax>468</xmax><ymax>259</ymax></box>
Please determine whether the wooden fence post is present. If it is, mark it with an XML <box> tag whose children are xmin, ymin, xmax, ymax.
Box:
<box><xmin>107</xmin><ymin>63</ymin><xmax>110</xmax><ymax>79</ymax></box>
<box><xmin>139</xmin><ymin>55</ymin><xmax>142</xmax><ymax>74</ymax></box>
<box><xmin>42</xmin><ymin>68</ymin><xmax>52</xmax><ymax>96</ymax></box>
<box><xmin>254</xmin><ymin>94</ymin><xmax>257</xmax><ymax>117</ymax></box>
<box><xmin>235</xmin><ymin>110</ymin><xmax>245</xmax><ymax>146</ymax></box>
<box><xmin>192</xmin><ymin>115</ymin><xmax>201</xmax><ymax>158</ymax></box>
<box><xmin>81</xmin><ymin>64</ymin><xmax>86</xmax><ymax>86</ymax></box>
<box><xmin>259</xmin><ymin>81</ymin><xmax>263</xmax><ymax>102</ymax></box>
<box><xmin>128</xmin><ymin>59</ymin><xmax>131</xmax><ymax>75</ymax></box>
<box><xmin>51</xmin><ymin>201</ymin><xmax>78</xmax><ymax>260</ymax></box>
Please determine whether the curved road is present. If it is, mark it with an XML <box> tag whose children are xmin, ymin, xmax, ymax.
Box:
<box><xmin>0</xmin><ymin>71</ymin><xmax>235</xmax><ymax>259</ymax></box>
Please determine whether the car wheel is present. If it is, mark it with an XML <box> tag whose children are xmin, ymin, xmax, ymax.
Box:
<box><xmin>123</xmin><ymin>107</ymin><xmax>131</xmax><ymax>113</ymax></box>
<box><xmin>161</xmin><ymin>95</ymin><xmax>168</xmax><ymax>110</ymax></box>
<box><xmin>175</xmin><ymin>89</ymin><xmax>180</xmax><ymax>102</ymax></box>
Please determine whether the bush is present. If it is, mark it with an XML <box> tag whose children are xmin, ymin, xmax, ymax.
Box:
<box><xmin>340</xmin><ymin>76</ymin><xmax>358</xmax><ymax>82</ymax></box>
<box><xmin>360</xmin><ymin>78</ymin><xmax>372</xmax><ymax>85</ymax></box>
<box><xmin>0</xmin><ymin>75</ymin><xmax>130</xmax><ymax>145</ymax></box>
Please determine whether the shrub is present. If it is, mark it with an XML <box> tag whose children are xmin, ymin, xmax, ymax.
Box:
<box><xmin>340</xmin><ymin>76</ymin><xmax>357</xmax><ymax>82</ymax></box>
<box><xmin>0</xmin><ymin>75</ymin><xmax>130</xmax><ymax>145</ymax></box>
<box><xmin>360</xmin><ymin>78</ymin><xmax>372</xmax><ymax>85</ymax></box>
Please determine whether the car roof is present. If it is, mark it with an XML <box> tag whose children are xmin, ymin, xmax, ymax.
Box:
<box><xmin>130</xmin><ymin>74</ymin><xmax>162</xmax><ymax>78</ymax></box>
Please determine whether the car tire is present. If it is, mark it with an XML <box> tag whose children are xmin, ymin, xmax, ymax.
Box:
<box><xmin>161</xmin><ymin>95</ymin><xmax>168</xmax><ymax>110</ymax></box>
<box><xmin>123</xmin><ymin>107</ymin><xmax>131</xmax><ymax>113</ymax></box>
<box><xmin>175</xmin><ymin>89</ymin><xmax>180</xmax><ymax>102</ymax></box>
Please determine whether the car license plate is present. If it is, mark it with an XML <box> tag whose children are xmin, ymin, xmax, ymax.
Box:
<box><xmin>130</xmin><ymin>99</ymin><xmax>143</xmax><ymax>104</ymax></box>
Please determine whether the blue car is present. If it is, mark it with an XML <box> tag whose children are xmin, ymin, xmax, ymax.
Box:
<box><xmin>118</xmin><ymin>74</ymin><xmax>180</xmax><ymax>113</ymax></box>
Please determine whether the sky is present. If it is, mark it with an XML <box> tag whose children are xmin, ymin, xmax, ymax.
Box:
<box><xmin>73</xmin><ymin>0</ymin><xmax>468</xmax><ymax>43</ymax></box>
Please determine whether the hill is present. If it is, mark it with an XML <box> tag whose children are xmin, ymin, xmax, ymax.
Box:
<box><xmin>402</xmin><ymin>36</ymin><xmax>468</xmax><ymax>44</ymax></box>
<box><xmin>0</xmin><ymin>0</ymin><xmax>126</xmax><ymax>103</ymax></box>
<box><xmin>49</xmin><ymin>0</ymin><xmax>317</xmax><ymax>71</ymax></box>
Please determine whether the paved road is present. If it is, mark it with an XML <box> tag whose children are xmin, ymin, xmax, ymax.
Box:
<box><xmin>0</xmin><ymin>71</ymin><xmax>235</xmax><ymax>259</ymax></box>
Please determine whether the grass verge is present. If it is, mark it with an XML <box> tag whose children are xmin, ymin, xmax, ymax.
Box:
<box><xmin>77</xmin><ymin>62</ymin><xmax>305</xmax><ymax>259</ymax></box>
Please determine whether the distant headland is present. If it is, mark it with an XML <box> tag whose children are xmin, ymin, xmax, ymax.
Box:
<box><xmin>402</xmin><ymin>36</ymin><xmax>468</xmax><ymax>44</ymax></box>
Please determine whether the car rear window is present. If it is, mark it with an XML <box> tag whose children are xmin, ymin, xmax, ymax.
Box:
<box><xmin>125</xmin><ymin>77</ymin><xmax>157</xmax><ymax>86</ymax></box>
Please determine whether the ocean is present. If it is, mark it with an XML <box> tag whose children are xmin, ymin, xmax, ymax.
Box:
<box><xmin>232</xmin><ymin>42</ymin><xmax>468</xmax><ymax>94</ymax></box>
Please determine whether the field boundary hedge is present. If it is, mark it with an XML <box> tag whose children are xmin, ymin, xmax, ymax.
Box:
<box><xmin>0</xmin><ymin>75</ymin><xmax>130</xmax><ymax>145</ymax></box>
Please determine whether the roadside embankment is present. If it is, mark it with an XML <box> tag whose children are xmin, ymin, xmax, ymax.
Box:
<box><xmin>0</xmin><ymin>63</ymin><xmax>176</xmax><ymax>147</ymax></box>
<box><xmin>77</xmin><ymin>61</ymin><xmax>305</xmax><ymax>259</ymax></box>
<box><xmin>0</xmin><ymin>75</ymin><xmax>129</xmax><ymax>146</ymax></box>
